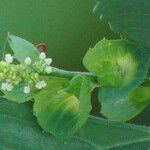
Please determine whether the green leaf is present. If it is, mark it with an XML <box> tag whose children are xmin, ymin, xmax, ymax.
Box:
<box><xmin>83</xmin><ymin>39</ymin><xmax>149</xmax><ymax>88</ymax></box>
<box><xmin>98</xmin><ymin>81</ymin><xmax>150</xmax><ymax>121</ymax></box>
<box><xmin>2</xmin><ymin>83</ymin><xmax>34</xmax><ymax>103</ymax></box>
<box><xmin>34</xmin><ymin>75</ymin><xmax>92</xmax><ymax>138</ymax></box>
<box><xmin>147</xmin><ymin>64</ymin><xmax>150</xmax><ymax>78</ymax></box>
<box><xmin>67</xmin><ymin>75</ymin><xmax>96</xmax><ymax>97</ymax></box>
<box><xmin>94</xmin><ymin>0</ymin><xmax>150</xmax><ymax>52</ymax></box>
<box><xmin>1</xmin><ymin>99</ymin><xmax>150</xmax><ymax>149</ymax></box>
<box><xmin>0</xmin><ymin>98</ymin><xmax>57</xmax><ymax>150</ymax></box>
<box><xmin>8</xmin><ymin>34</ymin><xmax>39</xmax><ymax>63</ymax></box>
<box><xmin>129</xmin><ymin>83</ymin><xmax>150</xmax><ymax>103</ymax></box>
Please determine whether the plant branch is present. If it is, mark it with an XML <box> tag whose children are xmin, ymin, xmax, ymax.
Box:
<box><xmin>51</xmin><ymin>67</ymin><xmax>97</xmax><ymax>82</ymax></box>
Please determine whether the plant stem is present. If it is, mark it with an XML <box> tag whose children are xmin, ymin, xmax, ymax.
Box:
<box><xmin>51</xmin><ymin>67</ymin><xmax>97</xmax><ymax>82</ymax></box>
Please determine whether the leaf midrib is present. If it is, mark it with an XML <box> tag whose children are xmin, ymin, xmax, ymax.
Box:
<box><xmin>0</xmin><ymin>112</ymin><xmax>150</xmax><ymax>150</ymax></box>
<box><xmin>75</xmin><ymin>134</ymin><xmax>150</xmax><ymax>150</ymax></box>
<box><xmin>105</xmin><ymin>137</ymin><xmax>150</xmax><ymax>149</ymax></box>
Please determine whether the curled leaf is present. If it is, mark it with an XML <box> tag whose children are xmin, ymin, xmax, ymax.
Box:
<box><xmin>83</xmin><ymin>39</ymin><xmax>149</xmax><ymax>88</ymax></box>
<box><xmin>99</xmin><ymin>80</ymin><xmax>150</xmax><ymax>121</ymax></box>
<box><xmin>34</xmin><ymin>76</ymin><xmax>92</xmax><ymax>138</ymax></box>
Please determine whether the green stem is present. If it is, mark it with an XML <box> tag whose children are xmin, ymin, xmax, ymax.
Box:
<box><xmin>51</xmin><ymin>67</ymin><xmax>97</xmax><ymax>82</ymax></box>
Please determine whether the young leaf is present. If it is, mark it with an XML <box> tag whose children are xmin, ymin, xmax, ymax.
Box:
<box><xmin>83</xmin><ymin>39</ymin><xmax>149</xmax><ymax>88</ymax></box>
<box><xmin>8</xmin><ymin>34</ymin><xmax>39</xmax><ymax>63</ymax></box>
<box><xmin>94</xmin><ymin>0</ymin><xmax>150</xmax><ymax>52</ymax></box>
<box><xmin>99</xmin><ymin>81</ymin><xmax>150</xmax><ymax>121</ymax></box>
<box><xmin>34</xmin><ymin>75</ymin><xmax>92</xmax><ymax>138</ymax></box>
<box><xmin>1</xmin><ymin>99</ymin><xmax>150</xmax><ymax>149</ymax></box>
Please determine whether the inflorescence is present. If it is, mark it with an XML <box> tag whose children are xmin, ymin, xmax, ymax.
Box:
<box><xmin>0</xmin><ymin>52</ymin><xmax>52</xmax><ymax>94</ymax></box>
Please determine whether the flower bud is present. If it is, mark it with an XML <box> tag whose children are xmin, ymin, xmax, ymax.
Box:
<box><xmin>0</xmin><ymin>73</ymin><xmax>5</xmax><ymax>80</ymax></box>
<box><xmin>32</xmin><ymin>61</ymin><xmax>44</xmax><ymax>73</ymax></box>
<box><xmin>13</xmin><ymin>77</ymin><xmax>21</xmax><ymax>85</ymax></box>
<box><xmin>33</xmin><ymin>73</ymin><xmax>39</xmax><ymax>80</ymax></box>
<box><xmin>10</xmin><ymin>66</ymin><xmax>16</xmax><ymax>72</ymax></box>
<box><xmin>0</xmin><ymin>61</ymin><xmax>8</xmax><ymax>67</ymax></box>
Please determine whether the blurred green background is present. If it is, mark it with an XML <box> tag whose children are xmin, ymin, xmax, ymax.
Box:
<box><xmin>0</xmin><ymin>0</ymin><xmax>117</xmax><ymax>70</ymax></box>
<box><xmin>0</xmin><ymin>0</ymin><xmax>149</xmax><ymax>126</ymax></box>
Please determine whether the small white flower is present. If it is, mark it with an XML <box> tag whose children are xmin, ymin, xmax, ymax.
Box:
<box><xmin>1</xmin><ymin>83</ymin><xmax>7</xmax><ymax>91</ymax></box>
<box><xmin>5</xmin><ymin>54</ymin><xmax>13</xmax><ymax>64</ymax></box>
<box><xmin>35</xmin><ymin>80</ymin><xmax>47</xmax><ymax>89</ymax></box>
<box><xmin>23</xmin><ymin>86</ymin><xmax>31</xmax><ymax>94</ymax></box>
<box><xmin>45</xmin><ymin>66</ymin><xmax>52</xmax><ymax>74</ymax></box>
<box><xmin>40</xmin><ymin>80</ymin><xmax>47</xmax><ymax>88</ymax></box>
<box><xmin>44</xmin><ymin>58</ymin><xmax>52</xmax><ymax>65</ymax></box>
<box><xmin>24</xmin><ymin>57</ymin><xmax>32</xmax><ymax>65</ymax></box>
<box><xmin>1</xmin><ymin>82</ymin><xmax>13</xmax><ymax>91</ymax></box>
<box><xmin>35</xmin><ymin>82</ymin><xmax>43</xmax><ymax>89</ymax></box>
<box><xmin>6</xmin><ymin>83</ymin><xmax>13</xmax><ymax>91</ymax></box>
<box><xmin>39</xmin><ymin>52</ymin><xmax>46</xmax><ymax>60</ymax></box>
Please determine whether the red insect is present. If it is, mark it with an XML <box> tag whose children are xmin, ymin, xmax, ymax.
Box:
<box><xmin>36</xmin><ymin>43</ymin><xmax>46</xmax><ymax>53</ymax></box>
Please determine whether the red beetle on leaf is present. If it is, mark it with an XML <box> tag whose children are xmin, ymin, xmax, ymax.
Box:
<box><xmin>36</xmin><ymin>43</ymin><xmax>46</xmax><ymax>53</ymax></box>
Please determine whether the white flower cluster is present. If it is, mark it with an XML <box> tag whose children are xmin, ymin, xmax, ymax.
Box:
<box><xmin>35</xmin><ymin>80</ymin><xmax>47</xmax><ymax>89</ymax></box>
<box><xmin>1</xmin><ymin>54</ymin><xmax>14</xmax><ymax>91</ymax></box>
<box><xmin>0</xmin><ymin>53</ymin><xmax>53</xmax><ymax>94</ymax></box>
<box><xmin>39</xmin><ymin>52</ymin><xmax>52</xmax><ymax>74</ymax></box>
<box><xmin>1</xmin><ymin>82</ymin><xmax>13</xmax><ymax>91</ymax></box>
